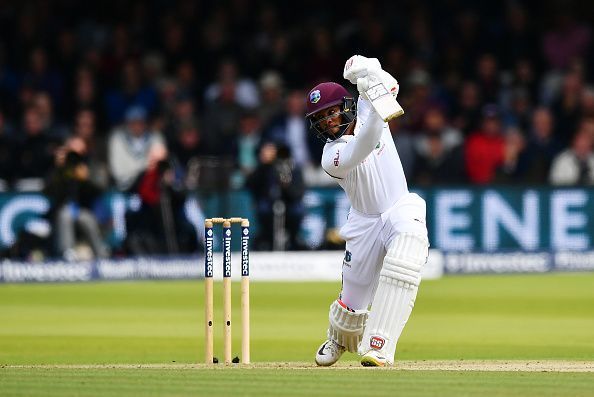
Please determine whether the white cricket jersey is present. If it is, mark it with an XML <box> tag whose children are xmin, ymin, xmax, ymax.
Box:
<box><xmin>321</xmin><ymin>97</ymin><xmax>408</xmax><ymax>215</ymax></box>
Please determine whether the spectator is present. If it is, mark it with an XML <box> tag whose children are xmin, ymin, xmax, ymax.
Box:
<box><xmin>161</xmin><ymin>22</ymin><xmax>188</xmax><ymax>73</ymax></box>
<box><xmin>72</xmin><ymin>109</ymin><xmax>109</xmax><ymax>189</ymax></box>
<box><xmin>0</xmin><ymin>109</ymin><xmax>16</xmax><ymax>189</ymax></box>
<box><xmin>14</xmin><ymin>106</ymin><xmax>61</xmax><ymax>188</ymax></box>
<box><xmin>263</xmin><ymin>90</ymin><xmax>319</xmax><ymax>168</ymax></box>
<box><xmin>33</xmin><ymin>91</ymin><xmax>68</xmax><ymax>139</ymax></box>
<box><xmin>510</xmin><ymin>58</ymin><xmax>539</xmax><ymax>106</ymax></box>
<box><xmin>494</xmin><ymin>127</ymin><xmax>529</xmax><ymax>184</ymax></box>
<box><xmin>247</xmin><ymin>142</ymin><xmax>305</xmax><ymax>251</ymax></box>
<box><xmin>199</xmin><ymin>19</ymin><xmax>232</xmax><ymax>82</ymax></box>
<box><xmin>452</xmin><ymin>81</ymin><xmax>482</xmax><ymax>136</ymax></box>
<box><xmin>454</xmin><ymin>9</ymin><xmax>482</xmax><ymax>74</ymax></box>
<box><xmin>163</xmin><ymin>91</ymin><xmax>196</xmax><ymax>146</ymax></box>
<box><xmin>549</xmin><ymin>126</ymin><xmax>594</xmax><ymax>185</ymax></box>
<box><xmin>498</xmin><ymin>5</ymin><xmax>539</xmax><ymax>70</ymax></box>
<box><xmin>108</xmin><ymin>106</ymin><xmax>165</xmax><ymax>191</ymax></box>
<box><xmin>99</xmin><ymin>24</ymin><xmax>132</xmax><ymax>83</ymax></box>
<box><xmin>475</xmin><ymin>53</ymin><xmax>500</xmax><ymax>104</ymax></box>
<box><xmin>413</xmin><ymin>106</ymin><xmax>466</xmax><ymax>185</ymax></box>
<box><xmin>542</xmin><ymin>11</ymin><xmax>591</xmax><ymax>71</ymax></box>
<box><xmin>551</xmin><ymin>71</ymin><xmax>584</xmax><ymax>146</ymax></box>
<box><xmin>104</xmin><ymin>59</ymin><xmax>158</xmax><ymax>125</ymax></box>
<box><xmin>22</xmin><ymin>47</ymin><xmax>63</xmax><ymax>111</ymax></box>
<box><xmin>257</xmin><ymin>71</ymin><xmax>284</xmax><ymax>127</ymax></box>
<box><xmin>55</xmin><ymin>30</ymin><xmax>79</xmax><ymax>98</ymax></box>
<box><xmin>523</xmin><ymin>108</ymin><xmax>562</xmax><ymax>184</ymax></box>
<box><xmin>502</xmin><ymin>88</ymin><xmax>533</xmax><ymax>132</ymax></box>
<box><xmin>175</xmin><ymin>61</ymin><xmax>200</xmax><ymax>103</ymax></box>
<box><xmin>204</xmin><ymin>59</ymin><xmax>259</xmax><ymax>109</ymax></box>
<box><xmin>401</xmin><ymin>69</ymin><xmax>434</xmax><ymax>133</ymax></box>
<box><xmin>169</xmin><ymin>119</ymin><xmax>208</xmax><ymax>190</ymax></box>
<box><xmin>233</xmin><ymin>110</ymin><xmax>262</xmax><ymax>188</ymax></box>
<box><xmin>383</xmin><ymin>45</ymin><xmax>409</xmax><ymax>83</ymax></box>
<box><xmin>258</xmin><ymin>35</ymin><xmax>299</xmax><ymax>88</ymax></box>
<box><xmin>202</xmin><ymin>78</ymin><xmax>243</xmax><ymax>158</ymax></box>
<box><xmin>464</xmin><ymin>104</ymin><xmax>505</xmax><ymax>184</ymax></box>
<box><xmin>44</xmin><ymin>139</ymin><xmax>109</xmax><ymax>260</ymax></box>
<box><xmin>124</xmin><ymin>143</ymin><xmax>196</xmax><ymax>254</ymax></box>
<box><xmin>389</xmin><ymin>118</ymin><xmax>416</xmax><ymax>181</ymax></box>
<box><xmin>70</xmin><ymin>67</ymin><xmax>105</xmax><ymax>131</ymax></box>
<box><xmin>155</xmin><ymin>77</ymin><xmax>179</xmax><ymax>122</ymax></box>
<box><xmin>303</xmin><ymin>28</ymin><xmax>342</xmax><ymax>85</ymax></box>
<box><xmin>408</xmin><ymin>13</ymin><xmax>436</xmax><ymax>65</ymax></box>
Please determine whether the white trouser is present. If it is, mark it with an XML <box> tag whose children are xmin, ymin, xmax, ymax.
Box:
<box><xmin>338</xmin><ymin>193</ymin><xmax>428</xmax><ymax>310</ymax></box>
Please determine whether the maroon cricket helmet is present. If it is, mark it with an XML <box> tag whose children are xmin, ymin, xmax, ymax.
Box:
<box><xmin>305</xmin><ymin>82</ymin><xmax>356</xmax><ymax>142</ymax></box>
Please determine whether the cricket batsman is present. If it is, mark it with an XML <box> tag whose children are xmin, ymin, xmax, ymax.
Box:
<box><xmin>305</xmin><ymin>55</ymin><xmax>429</xmax><ymax>367</ymax></box>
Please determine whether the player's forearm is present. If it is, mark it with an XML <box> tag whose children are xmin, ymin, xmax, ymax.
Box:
<box><xmin>336</xmin><ymin>108</ymin><xmax>384</xmax><ymax>170</ymax></box>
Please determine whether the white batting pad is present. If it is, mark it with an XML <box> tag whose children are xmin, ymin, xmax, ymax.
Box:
<box><xmin>327</xmin><ymin>299</ymin><xmax>368</xmax><ymax>353</ymax></box>
<box><xmin>358</xmin><ymin>233</ymin><xmax>429</xmax><ymax>363</ymax></box>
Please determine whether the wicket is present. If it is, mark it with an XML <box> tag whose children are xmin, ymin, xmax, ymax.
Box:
<box><xmin>204</xmin><ymin>217</ymin><xmax>250</xmax><ymax>365</ymax></box>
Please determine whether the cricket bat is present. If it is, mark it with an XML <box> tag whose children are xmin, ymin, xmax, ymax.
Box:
<box><xmin>363</xmin><ymin>80</ymin><xmax>404</xmax><ymax>121</ymax></box>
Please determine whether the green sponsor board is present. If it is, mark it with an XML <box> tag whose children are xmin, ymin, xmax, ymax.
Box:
<box><xmin>0</xmin><ymin>194</ymin><xmax>50</xmax><ymax>248</ymax></box>
<box><xmin>0</xmin><ymin>187</ymin><xmax>593</xmax><ymax>251</ymax></box>
<box><xmin>421</xmin><ymin>188</ymin><xmax>594</xmax><ymax>252</ymax></box>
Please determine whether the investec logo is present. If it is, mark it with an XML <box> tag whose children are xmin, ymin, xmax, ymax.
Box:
<box><xmin>241</xmin><ymin>228</ymin><xmax>249</xmax><ymax>276</ymax></box>
<box><xmin>224</xmin><ymin>229</ymin><xmax>231</xmax><ymax>276</ymax></box>
<box><xmin>205</xmin><ymin>229</ymin><xmax>214</xmax><ymax>277</ymax></box>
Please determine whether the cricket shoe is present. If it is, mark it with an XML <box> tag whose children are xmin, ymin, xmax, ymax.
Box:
<box><xmin>315</xmin><ymin>339</ymin><xmax>345</xmax><ymax>366</ymax></box>
<box><xmin>360</xmin><ymin>350</ymin><xmax>390</xmax><ymax>367</ymax></box>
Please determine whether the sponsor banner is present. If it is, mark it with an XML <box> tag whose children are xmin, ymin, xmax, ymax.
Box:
<box><xmin>2</xmin><ymin>249</ymin><xmax>593</xmax><ymax>283</ymax></box>
<box><xmin>0</xmin><ymin>250</ymin><xmax>445</xmax><ymax>283</ymax></box>
<box><xmin>0</xmin><ymin>257</ymin><xmax>200</xmax><ymax>283</ymax></box>
<box><xmin>444</xmin><ymin>252</ymin><xmax>551</xmax><ymax>274</ymax></box>
<box><xmin>97</xmin><ymin>257</ymin><xmax>201</xmax><ymax>280</ymax></box>
<box><xmin>443</xmin><ymin>250</ymin><xmax>594</xmax><ymax>274</ymax></box>
<box><xmin>205</xmin><ymin>250</ymin><xmax>444</xmax><ymax>282</ymax></box>
<box><xmin>0</xmin><ymin>261</ymin><xmax>93</xmax><ymax>283</ymax></box>
<box><xmin>249</xmin><ymin>251</ymin><xmax>342</xmax><ymax>281</ymax></box>
<box><xmin>554</xmin><ymin>251</ymin><xmax>594</xmax><ymax>271</ymax></box>
<box><xmin>424</xmin><ymin>188</ymin><xmax>594</xmax><ymax>253</ymax></box>
<box><xmin>3</xmin><ymin>187</ymin><xmax>594</xmax><ymax>252</ymax></box>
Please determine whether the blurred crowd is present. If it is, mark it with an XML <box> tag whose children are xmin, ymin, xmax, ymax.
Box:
<box><xmin>0</xmin><ymin>0</ymin><xmax>593</xmax><ymax>259</ymax></box>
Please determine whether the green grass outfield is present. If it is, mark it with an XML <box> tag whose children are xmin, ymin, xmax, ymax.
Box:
<box><xmin>1</xmin><ymin>273</ymin><xmax>593</xmax><ymax>396</ymax></box>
